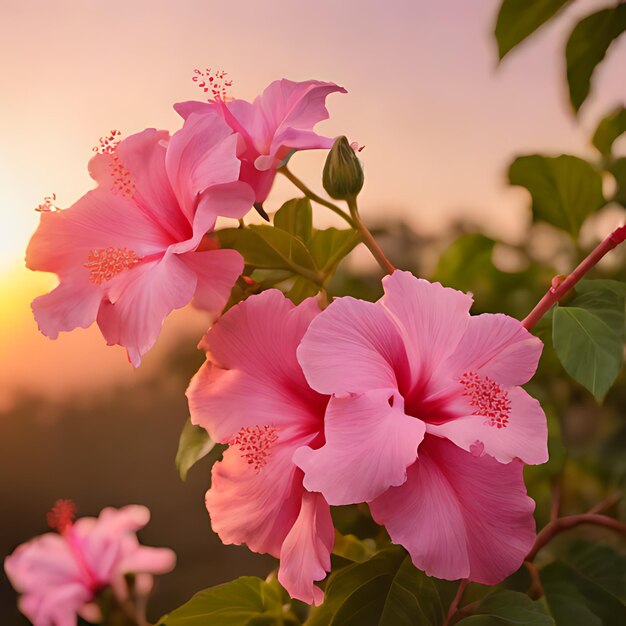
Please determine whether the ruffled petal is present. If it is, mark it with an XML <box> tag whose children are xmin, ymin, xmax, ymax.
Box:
<box><xmin>442</xmin><ymin>313</ymin><xmax>543</xmax><ymax>387</ymax></box>
<box><xmin>18</xmin><ymin>581</ymin><xmax>91</xmax><ymax>626</ymax></box>
<box><xmin>118</xmin><ymin>546</ymin><xmax>176</xmax><ymax>576</ymax></box>
<box><xmin>96</xmin><ymin>255</ymin><xmax>197</xmax><ymax>366</ymax></box>
<box><xmin>297</xmin><ymin>296</ymin><xmax>411</xmax><ymax>395</ymax></box>
<box><xmin>178</xmin><ymin>248</ymin><xmax>243</xmax><ymax>312</ymax></box>
<box><xmin>380</xmin><ymin>271</ymin><xmax>472</xmax><ymax>386</ymax></box>
<box><xmin>278</xmin><ymin>492</ymin><xmax>333</xmax><ymax>605</ymax></box>
<box><xmin>26</xmin><ymin>189</ymin><xmax>169</xmax><ymax>277</ymax></box>
<box><xmin>369</xmin><ymin>435</ymin><xmax>536</xmax><ymax>584</ymax></box>
<box><xmin>31</xmin><ymin>274</ymin><xmax>102</xmax><ymax>339</ymax></box>
<box><xmin>187</xmin><ymin>290</ymin><xmax>324</xmax><ymax>442</ymax></box>
<box><xmin>427</xmin><ymin>386</ymin><xmax>548</xmax><ymax>465</ymax></box>
<box><xmin>113</xmin><ymin>129</ymin><xmax>191</xmax><ymax>242</ymax></box>
<box><xmin>294</xmin><ymin>389</ymin><xmax>425</xmax><ymax>504</ymax></box>
<box><xmin>166</xmin><ymin>111</ymin><xmax>240</xmax><ymax>221</ymax></box>
<box><xmin>206</xmin><ymin>428</ymin><xmax>309</xmax><ymax>557</ymax></box>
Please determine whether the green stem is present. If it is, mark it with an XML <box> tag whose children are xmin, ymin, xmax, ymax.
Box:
<box><xmin>279</xmin><ymin>166</ymin><xmax>356</xmax><ymax>228</ymax></box>
<box><xmin>347</xmin><ymin>197</ymin><xmax>395</xmax><ymax>275</ymax></box>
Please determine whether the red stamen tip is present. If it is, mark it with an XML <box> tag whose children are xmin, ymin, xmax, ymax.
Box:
<box><xmin>47</xmin><ymin>499</ymin><xmax>76</xmax><ymax>533</ymax></box>
<box><xmin>610</xmin><ymin>225</ymin><xmax>626</xmax><ymax>244</ymax></box>
<box><xmin>192</xmin><ymin>68</ymin><xmax>233</xmax><ymax>102</ymax></box>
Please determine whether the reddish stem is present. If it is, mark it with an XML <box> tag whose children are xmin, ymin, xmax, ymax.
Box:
<box><xmin>521</xmin><ymin>225</ymin><xmax>626</xmax><ymax>330</ymax></box>
<box><xmin>526</xmin><ymin>513</ymin><xmax>626</xmax><ymax>562</ymax></box>
<box><xmin>443</xmin><ymin>579</ymin><xmax>468</xmax><ymax>626</ymax></box>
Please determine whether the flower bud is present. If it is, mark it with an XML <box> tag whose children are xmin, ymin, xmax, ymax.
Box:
<box><xmin>323</xmin><ymin>136</ymin><xmax>364</xmax><ymax>200</ymax></box>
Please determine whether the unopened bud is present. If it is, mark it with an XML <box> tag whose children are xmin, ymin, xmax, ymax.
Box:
<box><xmin>323</xmin><ymin>136</ymin><xmax>364</xmax><ymax>200</ymax></box>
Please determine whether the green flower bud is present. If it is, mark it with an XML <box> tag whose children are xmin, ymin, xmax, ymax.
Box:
<box><xmin>323</xmin><ymin>136</ymin><xmax>364</xmax><ymax>200</ymax></box>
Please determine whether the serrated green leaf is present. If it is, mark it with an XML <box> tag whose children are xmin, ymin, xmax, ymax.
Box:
<box><xmin>274</xmin><ymin>197</ymin><xmax>314</xmax><ymax>243</ymax></box>
<box><xmin>541</xmin><ymin>544</ymin><xmax>626</xmax><ymax>625</ymax></box>
<box><xmin>456</xmin><ymin>590</ymin><xmax>554</xmax><ymax>625</ymax></box>
<box><xmin>158</xmin><ymin>576</ymin><xmax>289</xmax><ymax>626</ymax></box>
<box><xmin>175</xmin><ymin>417</ymin><xmax>215</xmax><ymax>481</ymax></box>
<box><xmin>306</xmin><ymin>546</ymin><xmax>444</xmax><ymax>626</ymax></box>
<box><xmin>566</xmin><ymin>6</ymin><xmax>626</xmax><ymax>112</ymax></box>
<box><xmin>592</xmin><ymin>106</ymin><xmax>626</xmax><ymax>157</ymax></box>
<box><xmin>552</xmin><ymin>284</ymin><xmax>625</xmax><ymax>400</ymax></box>
<box><xmin>495</xmin><ymin>0</ymin><xmax>572</xmax><ymax>59</ymax></box>
<box><xmin>610</xmin><ymin>157</ymin><xmax>626</xmax><ymax>207</ymax></box>
<box><xmin>509</xmin><ymin>154</ymin><xmax>605</xmax><ymax>236</ymax></box>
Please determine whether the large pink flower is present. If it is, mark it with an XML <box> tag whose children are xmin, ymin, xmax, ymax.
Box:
<box><xmin>26</xmin><ymin>114</ymin><xmax>254</xmax><ymax>366</ymax></box>
<box><xmin>295</xmin><ymin>271</ymin><xmax>546</xmax><ymax>583</ymax></box>
<box><xmin>186</xmin><ymin>290</ymin><xmax>333</xmax><ymax>605</ymax></box>
<box><xmin>175</xmin><ymin>79</ymin><xmax>347</xmax><ymax>203</ymax></box>
<box><xmin>4</xmin><ymin>501</ymin><xmax>175</xmax><ymax>626</ymax></box>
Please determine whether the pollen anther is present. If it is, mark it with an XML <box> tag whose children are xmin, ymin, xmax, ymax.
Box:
<box><xmin>84</xmin><ymin>247</ymin><xmax>140</xmax><ymax>284</ymax></box>
<box><xmin>229</xmin><ymin>425</ymin><xmax>278</xmax><ymax>472</ymax></box>
<box><xmin>460</xmin><ymin>371</ymin><xmax>511</xmax><ymax>428</ymax></box>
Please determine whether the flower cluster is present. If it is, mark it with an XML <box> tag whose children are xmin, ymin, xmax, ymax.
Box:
<box><xmin>18</xmin><ymin>76</ymin><xmax>549</xmax><ymax>615</ymax></box>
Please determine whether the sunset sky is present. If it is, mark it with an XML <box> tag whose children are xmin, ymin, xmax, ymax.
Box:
<box><xmin>1</xmin><ymin>0</ymin><xmax>624</xmax><ymax>407</ymax></box>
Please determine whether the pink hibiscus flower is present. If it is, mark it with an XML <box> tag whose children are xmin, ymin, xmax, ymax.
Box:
<box><xmin>186</xmin><ymin>290</ymin><xmax>333</xmax><ymax>604</ymax></box>
<box><xmin>175</xmin><ymin>78</ymin><xmax>347</xmax><ymax>203</ymax></box>
<box><xmin>294</xmin><ymin>271</ymin><xmax>547</xmax><ymax>584</ymax></box>
<box><xmin>4</xmin><ymin>501</ymin><xmax>175</xmax><ymax>626</ymax></box>
<box><xmin>26</xmin><ymin>114</ymin><xmax>254</xmax><ymax>366</ymax></box>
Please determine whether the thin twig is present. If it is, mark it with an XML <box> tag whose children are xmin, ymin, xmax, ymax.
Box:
<box><xmin>522</xmin><ymin>225</ymin><xmax>626</xmax><ymax>329</ymax></box>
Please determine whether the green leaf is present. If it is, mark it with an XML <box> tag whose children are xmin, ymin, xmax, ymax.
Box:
<box><xmin>541</xmin><ymin>543</ymin><xmax>626</xmax><ymax>625</ymax></box>
<box><xmin>306</xmin><ymin>546</ymin><xmax>444</xmax><ymax>626</ymax></box>
<box><xmin>456</xmin><ymin>590</ymin><xmax>554</xmax><ymax>625</ymax></box>
<box><xmin>610</xmin><ymin>157</ymin><xmax>626</xmax><ymax>207</ymax></box>
<box><xmin>285</xmin><ymin>276</ymin><xmax>321</xmax><ymax>304</ymax></box>
<box><xmin>552</xmin><ymin>283</ymin><xmax>625</xmax><ymax>400</ymax></box>
<box><xmin>274</xmin><ymin>197</ymin><xmax>314</xmax><ymax>243</ymax></box>
<box><xmin>508</xmin><ymin>154</ymin><xmax>605</xmax><ymax>236</ymax></box>
<box><xmin>592</xmin><ymin>106</ymin><xmax>626</xmax><ymax>158</ymax></box>
<box><xmin>309</xmin><ymin>228</ymin><xmax>360</xmax><ymax>274</ymax></box>
<box><xmin>175</xmin><ymin>417</ymin><xmax>215</xmax><ymax>481</ymax></box>
<box><xmin>217</xmin><ymin>226</ymin><xmax>318</xmax><ymax>275</ymax></box>
<box><xmin>331</xmin><ymin>531</ymin><xmax>376</xmax><ymax>563</ymax></box>
<box><xmin>158</xmin><ymin>576</ymin><xmax>291</xmax><ymax>626</ymax></box>
<box><xmin>495</xmin><ymin>0</ymin><xmax>572</xmax><ymax>59</ymax></box>
<box><xmin>566</xmin><ymin>5</ymin><xmax>626</xmax><ymax>112</ymax></box>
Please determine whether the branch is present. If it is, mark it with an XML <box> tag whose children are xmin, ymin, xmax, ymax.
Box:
<box><xmin>522</xmin><ymin>225</ymin><xmax>626</xmax><ymax>329</ymax></box>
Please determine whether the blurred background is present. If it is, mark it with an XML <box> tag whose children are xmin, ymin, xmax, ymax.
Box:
<box><xmin>1</xmin><ymin>0</ymin><xmax>625</xmax><ymax>622</ymax></box>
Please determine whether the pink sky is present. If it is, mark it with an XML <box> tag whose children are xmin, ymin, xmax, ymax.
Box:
<box><xmin>0</xmin><ymin>0</ymin><xmax>624</xmax><ymax>407</ymax></box>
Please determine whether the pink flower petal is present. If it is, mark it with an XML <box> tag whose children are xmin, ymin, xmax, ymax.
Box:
<box><xmin>297</xmin><ymin>296</ymin><xmax>411</xmax><ymax>395</ymax></box>
<box><xmin>31</xmin><ymin>275</ymin><xmax>103</xmax><ymax>339</ymax></box>
<box><xmin>26</xmin><ymin>189</ymin><xmax>169</xmax><ymax>277</ymax></box>
<box><xmin>19</xmin><ymin>581</ymin><xmax>92</xmax><ymax>626</ymax></box>
<box><xmin>380</xmin><ymin>271</ymin><xmax>472</xmax><ymax>385</ymax></box>
<box><xmin>427</xmin><ymin>386</ymin><xmax>548</xmax><ymax>465</ymax></box>
<box><xmin>278</xmin><ymin>492</ymin><xmax>333</xmax><ymax>605</ymax></box>
<box><xmin>97</xmin><ymin>256</ymin><xmax>197</xmax><ymax>366</ymax></box>
<box><xmin>295</xmin><ymin>389</ymin><xmax>425</xmax><ymax>504</ymax></box>
<box><xmin>118</xmin><ymin>546</ymin><xmax>176</xmax><ymax>576</ymax></box>
<box><xmin>166</xmin><ymin>111</ymin><xmax>241</xmax><ymax>222</ymax></box>
<box><xmin>187</xmin><ymin>290</ymin><xmax>324</xmax><ymax>442</ymax></box>
<box><xmin>178</xmin><ymin>248</ymin><xmax>243</xmax><ymax>312</ymax></box>
<box><xmin>114</xmin><ymin>129</ymin><xmax>191</xmax><ymax>242</ymax></box>
<box><xmin>370</xmin><ymin>435</ymin><xmax>536</xmax><ymax>584</ymax></box>
<box><xmin>205</xmin><ymin>430</ymin><xmax>309</xmax><ymax>557</ymax></box>
<box><xmin>442</xmin><ymin>313</ymin><xmax>543</xmax><ymax>386</ymax></box>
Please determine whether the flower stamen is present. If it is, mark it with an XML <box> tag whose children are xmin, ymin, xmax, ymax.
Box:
<box><xmin>460</xmin><ymin>371</ymin><xmax>511</xmax><ymax>428</ymax></box>
<box><xmin>47</xmin><ymin>499</ymin><xmax>76</xmax><ymax>534</ymax></box>
<box><xmin>84</xmin><ymin>247</ymin><xmax>140</xmax><ymax>284</ymax></box>
<box><xmin>229</xmin><ymin>425</ymin><xmax>278</xmax><ymax>472</ymax></box>
<box><xmin>192</xmin><ymin>68</ymin><xmax>233</xmax><ymax>101</ymax></box>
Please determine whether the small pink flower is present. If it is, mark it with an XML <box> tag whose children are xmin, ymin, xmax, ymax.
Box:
<box><xmin>295</xmin><ymin>271</ymin><xmax>547</xmax><ymax>583</ymax></box>
<box><xmin>26</xmin><ymin>115</ymin><xmax>254</xmax><ymax>366</ymax></box>
<box><xmin>4</xmin><ymin>501</ymin><xmax>175</xmax><ymax>626</ymax></box>
<box><xmin>186</xmin><ymin>290</ymin><xmax>333</xmax><ymax>604</ymax></box>
<box><xmin>175</xmin><ymin>78</ymin><xmax>347</xmax><ymax>202</ymax></box>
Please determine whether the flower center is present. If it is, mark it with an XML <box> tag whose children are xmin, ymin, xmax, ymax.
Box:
<box><xmin>84</xmin><ymin>247</ymin><xmax>140</xmax><ymax>284</ymax></box>
<box><xmin>459</xmin><ymin>371</ymin><xmax>511</xmax><ymax>428</ymax></box>
<box><xmin>229</xmin><ymin>425</ymin><xmax>278</xmax><ymax>472</ymax></box>
<box><xmin>192</xmin><ymin>68</ymin><xmax>233</xmax><ymax>101</ymax></box>
<box><xmin>47</xmin><ymin>499</ymin><xmax>76</xmax><ymax>534</ymax></box>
